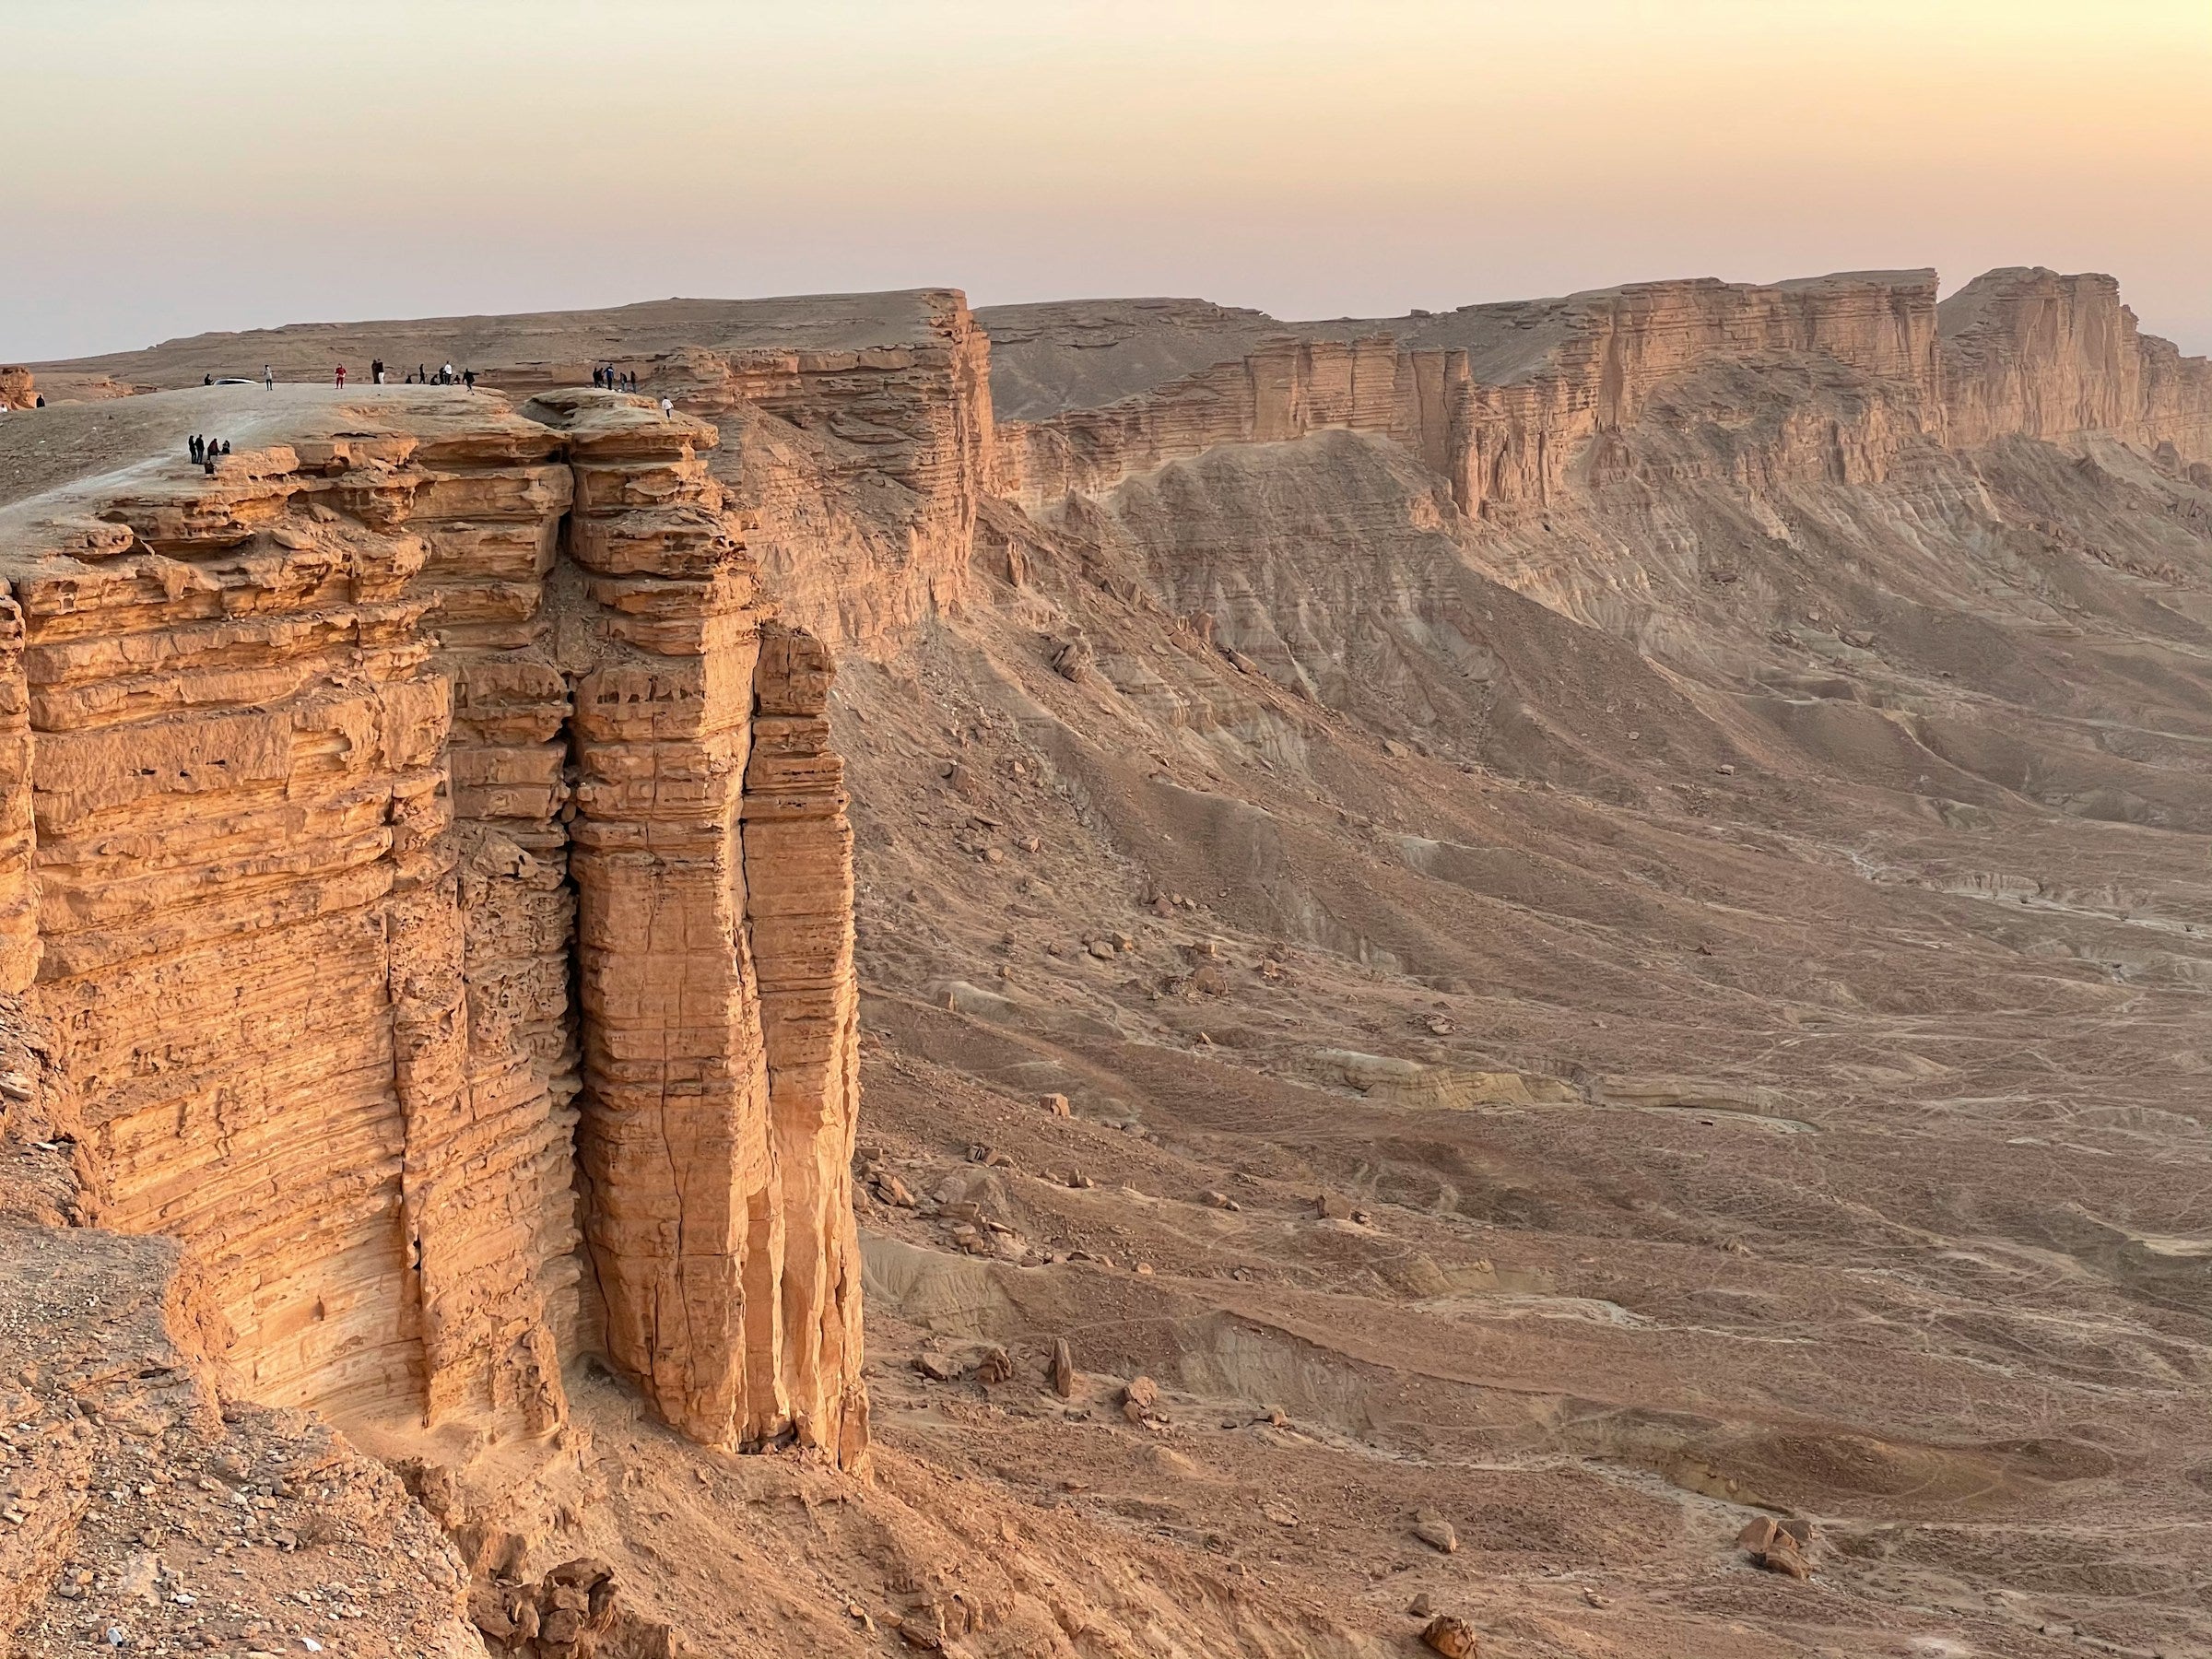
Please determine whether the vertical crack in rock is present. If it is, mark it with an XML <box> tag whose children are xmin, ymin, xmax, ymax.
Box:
<box><xmin>543</xmin><ymin>388</ymin><xmax>780</xmax><ymax>1451</ymax></box>
<box><xmin>528</xmin><ymin>388</ymin><xmax>869</xmax><ymax>1458</ymax></box>
<box><xmin>394</xmin><ymin>416</ymin><xmax>582</xmax><ymax>1440</ymax></box>
<box><xmin>743</xmin><ymin>623</ymin><xmax>867</xmax><ymax>1467</ymax></box>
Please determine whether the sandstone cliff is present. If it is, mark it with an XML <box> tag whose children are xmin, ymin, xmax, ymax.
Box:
<box><xmin>29</xmin><ymin>291</ymin><xmax>1003</xmax><ymax>662</ymax></box>
<box><xmin>994</xmin><ymin>272</ymin><xmax>1948</xmax><ymax>516</ymax></box>
<box><xmin>1449</xmin><ymin>270</ymin><xmax>1945</xmax><ymax>517</ymax></box>
<box><xmin>993</xmin><ymin>266</ymin><xmax>2212</xmax><ymax>520</ymax></box>
<box><xmin>1940</xmin><ymin>265</ymin><xmax>2212</xmax><ymax>462</ymax></box>
<box><xmin>0</xmin><ymin>387</ymin><xmax>865</xmax><ymax>1466</ymax></box>
<box><xmin>999</xmin><ymin>334</ymin><xmax>1468</xmax><ymax>509</ymax></box>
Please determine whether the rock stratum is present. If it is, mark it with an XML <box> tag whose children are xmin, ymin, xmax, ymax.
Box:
<box><xmin>2</xmin><ymin>263</ymin><xmax>2209</xmax><ymax>1658</ymax></box>
<box><xmin>989</xmin><ymin>266</ymin><xmax>2212</xmax><ymax>516</ymax></box>
<box><xmin>2</xmin><ymin>384</ymin><xmax>867</xmax><ymax>1463</ymax></box>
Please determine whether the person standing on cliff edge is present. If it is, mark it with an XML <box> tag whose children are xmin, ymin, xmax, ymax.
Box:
<box><xmin>263</xmin><ymin>364</ymin><xmax>274</xmax><ymax>390</ymax></box>
<box><xmin>659</xmin><ymin>395</ymin><xmax>674</xmax><ymax>420</ymax></box>
<box><xmin>335</xmin><ymin>365</ymin><xmax>346</xmax><ymax>389</ymax></box>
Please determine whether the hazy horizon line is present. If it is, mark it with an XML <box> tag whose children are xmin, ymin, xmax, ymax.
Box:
<box><xmin>20</xmin><ymin>258</ymin><xmax>2206</xmax><ymax>370</ymax></box>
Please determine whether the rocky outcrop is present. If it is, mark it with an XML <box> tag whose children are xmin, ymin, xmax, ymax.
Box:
<box><xmin>0</xmin><ymin>368</ymin><xmax>32</xmax><ymax>410</ymax></box>
<box><xmin>997</xmin><ymin>272</ymin><xmax>1947</xmax><ymax>519</ymax></box>
<box><xmin>620</xmin><ymin>291</ymin><xmax>994</xmax><ymax>658</ymax></box>
<box><xmin>1939</xmin><ymin>266</ymin><xmax>2212</xmax><ymax>462</ymax></box>
<box><xmin>468</xmin><ymin>1556</ymin><xmax>684</xmax><ymax>1658</ymax></box>
<box><xmin>26</xmin><ymin>290</ymin><xmax>1002</xmax><ymax>660</ymax></box>
<box><xmin>740</xmin><ymin>625</ymin><xmax>866</xmax><ymax>1465</ymax></box>
<box><xmin>0</xmin><ymin>389</ymin><xmax>865</xmax><ymax>1465</ymax></box>
<box><xmin>995</xmin><ymin>266</ymin><xmax>2212</xmax><ymax>521</ymax></box>
<box><xmin>1449</xmin><ymin>271</ymin><xmax>1945</xmax><ymax>517</ymax></box>
<box><xmin>1001</xmin><ymin>335</ymin><xmax>1468</xmax><ymax>509</ymax></box>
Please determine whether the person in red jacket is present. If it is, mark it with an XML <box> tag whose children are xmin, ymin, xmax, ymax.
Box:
<box><xmin>335</xmin><ymin>365</ymin><xmax>347</xmax><ymax>388</ymax></box>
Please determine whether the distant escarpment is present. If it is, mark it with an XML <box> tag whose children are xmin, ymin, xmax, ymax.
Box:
<box><xmin>1939</xmin><ymin>266</ymin><xmax>2212</xmax><ymax>459</ymax></box>
<box><xmin>995</xmin><ymin>333</ymin><xmax>1470</xmax><ymax>507</ymax></box>
<box><xmin>648</xmin><ymin>291</ymin><xmax>994</xmax><ymax>656</ymax></box>
<box><xmin>991</xmin><ymin>266</ymin><xmax>2212</xmax><ymax>520</ymax></box>
<box><xmin>0</xmin><ymin>389</ymin><xmax>865</xmax><ymax>1465</ymax></box>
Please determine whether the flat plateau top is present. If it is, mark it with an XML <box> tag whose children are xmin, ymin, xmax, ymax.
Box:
<box><xmin>26</xmin><ymin>290</ymin><xmax>964</xmax><ymax>395</ymax></box>
<box><xmin>980</xmin><ymin>269</ymin><xmax>1942</xmax><ymax>420</ymax></box>
<box><xmin>0</xmin><ymin>382</ymin><xmax>523</xmax><ymax>534</ymax></box>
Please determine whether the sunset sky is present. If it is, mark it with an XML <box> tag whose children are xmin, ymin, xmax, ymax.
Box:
<box><xmin>6</xmin><ymin>0</ymin><xmax>2208</xmax><ymax>360</ymax></box>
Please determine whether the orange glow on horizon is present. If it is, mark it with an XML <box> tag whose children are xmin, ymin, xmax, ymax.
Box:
<box><xmin>6</xmin><ymin>0</ymin><xmax>2206</xmax><ymax>359</ymax></box>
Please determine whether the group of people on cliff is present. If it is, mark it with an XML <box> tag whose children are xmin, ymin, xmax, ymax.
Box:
<box><xmin>187</xmin><ymin>434</ymin><xmax>231</xmax><ymax>475</ymax></box>
<box><xmin>402</xmin><ymin>360</ymin><xmax>475</xmax><ymax>388</ymax></box>
<box><xmin>332</xmin><ymin>360</ymin><xmax>476</xmax><ymax>390</ymax></box>
<box><xmin>594</xmin><ymin>364</ymin><xmax>638</xmax><ymax>392</ymax></box>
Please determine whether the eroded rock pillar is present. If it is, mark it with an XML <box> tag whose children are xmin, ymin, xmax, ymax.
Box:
<box><xmin>0</xmin><ymin>594</ymin><xmax>38</xmax><ymax>997</ymax></box>
<box><xmin>742</xmin><ymin>625</ymin><xmax>866</xmax><ymax>1466</ymax></box>
<box><xmin>545</xmin><ymin>393</ymin><xmax>786</xmax><ymax>1449</ymax></box>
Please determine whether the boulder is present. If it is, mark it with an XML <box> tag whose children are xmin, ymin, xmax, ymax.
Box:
<box><xmin>1050</xmin><ymin>1338</ymin><xmax>1076</xmax><ymax>1398</ymax></box>
<box><xmin>1412</xmin><ymin>1508</ymin><xmax>1458</xmax><ymax>1554</ymax></box>
<box><xmin>1421</xmin><ymin>1614</ymin><xmax>1477</xmax><ymax>1657</ymax></box>
<box><xmin>1122</xmin><ymin>1375</ymin><xmax>1161</xmax><ymax>1420</ymax></box>
<box><xmin>1735</xmin><ymin>1514</ymin><xmax>1815</xmax><ymax>1578</ymax></box>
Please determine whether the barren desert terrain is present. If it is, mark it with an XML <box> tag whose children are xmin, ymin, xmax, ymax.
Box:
<box><xmin>1</xmin><ymin>264</ymin><xmax>2208</xmax><ymax>1659</ymax></box>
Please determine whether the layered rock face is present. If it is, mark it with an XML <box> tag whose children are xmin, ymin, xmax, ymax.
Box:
<box><xmin>0</xmin><ymin>389</ymin><xmax>865</xmax><ymax>1464</ymax></box>
<box><xmin>994</xmin><ymin>272</ymin><xmax>1948</xmax><ymax>517</ymax></box>
<box><xmin>1940</xmin><ymin>266</ymin><xmax>2212</xmax><ymax>462</ymax></box>
<box><xmin>995</xmin><ymin>266</ymin><xmax>2212</xmax><ymax>524</ymax></box>
<box><xmin>1449</xmin><ymin>271</ymin><xmax>1946</xmax><ymax>516</ymax></box>
<box><xmin>648</xmin><ymin>292</ymin><xmax>994</xmax><ymax>657</ymax></box>
<box><xmin>1001</xmin><ymin>335</ymin><xmax>1468</xmax><ymax>509</ymax></box>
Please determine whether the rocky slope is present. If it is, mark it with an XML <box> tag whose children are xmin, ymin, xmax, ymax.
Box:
<box><xmin>3</xmin><ymin>261</ymin><xmax>2210</xmax><ymax>1658</ymax></box>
